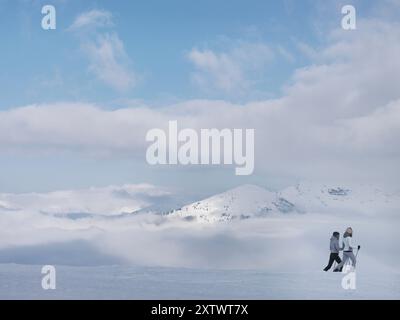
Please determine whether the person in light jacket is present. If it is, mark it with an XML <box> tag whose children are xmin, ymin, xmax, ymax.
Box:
<box><xmin>334</xmin><ymin>227</ymin><xmax>360</xmax><ymax>272</ymax></box>
<box><xmin>323</xmin><ymin>231</ymin><xmax>343</xmax><ymax>271</ymax></box>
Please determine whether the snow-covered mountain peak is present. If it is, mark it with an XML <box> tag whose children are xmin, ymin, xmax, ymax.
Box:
<box><xmin>170</xmin><ymin>182</ymin><xmax>400</xmax><ymax>223</ymax></box>
<box><xmin>171</xmin><ymin>184</ymin><xmax>300</xmax><ymax>223</ymax></box>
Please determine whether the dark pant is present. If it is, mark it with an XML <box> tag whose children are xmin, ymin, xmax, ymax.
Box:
<box><xmin>324</xmin><ymin>253</ymin><xmax>342</xmax><ymax>271</ymax></box>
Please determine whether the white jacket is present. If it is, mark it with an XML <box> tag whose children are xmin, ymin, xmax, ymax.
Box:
<box><xmin>342</xmin><ymin>236</ymin><xmax>357</xmax><ymax>251</ymax></box>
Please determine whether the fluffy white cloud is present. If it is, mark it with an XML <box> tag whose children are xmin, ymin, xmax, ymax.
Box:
<box><xmin>0</xmin><ymin>102</ymin><xmax>161</xmax><ymax>153</ymax></box>
<box><xmin>0</xmin><ymin>184</ymin><xmax>171</xmax><ymax>216</ymax></box>
<box><xmin>82</xmin><ymin>33</ymin><xmax>136</xmax><ymax>91</ymax></box>
<box><xmin>68</xmin><ymin>9</ymin><xmax>113</xmax><ymax>31</ymax></box>
<box><xmin>188</xmin><ymin>42</ymin><xmax>274</xmax><ymax>93</ymax></box>
<box><xmin>69</xmin><ymin>10</ymin><xmax>136</xmax><ymax>91</ymax></box>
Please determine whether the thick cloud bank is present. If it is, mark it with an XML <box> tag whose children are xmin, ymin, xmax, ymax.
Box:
<box><xmin>1</xmin><ymin>19</ymin><xmax>400</xmax><ymax>185</ymax></box>
<box><xmin>0</xmin><ymin>183</ymin><xmax>399</xmax><ymax>272</ymax></box>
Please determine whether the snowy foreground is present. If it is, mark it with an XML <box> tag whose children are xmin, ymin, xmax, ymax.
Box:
<box><xmin>0</xmin><ymin>263</ymin><xmax>399</xmax><ymax>300</ymax></box>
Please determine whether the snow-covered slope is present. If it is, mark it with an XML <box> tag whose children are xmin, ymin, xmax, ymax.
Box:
<box><xmin>170</xmin><ymin>183</ymin><xmax>400</xmax><ymax>223</ymax></box>
<box><xmin>1</xmin><ymin>264</ymin><xmax>399</xmax><ymax>299</ymax></box>
<box><xmin>171</xmin><ymin>184</ymin><xmax>300</xmax><ymax>223</ymax></box>
<box><xmin>280</xmin><ymin>182</ymin><xmax>400</xmax><ymax>216</ymax></box>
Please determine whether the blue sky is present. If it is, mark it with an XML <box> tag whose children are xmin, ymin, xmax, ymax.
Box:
<box><xmin>1</xmin><ymin>0</ymin><xmax>400</xmax><ymax>196</ymax></box>
<box><xmin>0</xmin><ymin>0</ymin><xmax>337</xmax><ymax>109</ymax></box>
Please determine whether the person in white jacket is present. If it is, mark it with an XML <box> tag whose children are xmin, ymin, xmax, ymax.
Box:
<box><xmin>333</xmin><ymin>227</ymin><xmax>360</xmax><ymax>272</ymax></box>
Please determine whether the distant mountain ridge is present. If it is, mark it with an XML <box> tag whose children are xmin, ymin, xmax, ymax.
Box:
<box><xmin>279</xmin><ymin>182</ymin><xmax>400</xmax><ymax>216</ymax></box>
<box><xmin>1</xmin><ymin>182</ymin><xmax>398</xmax><ymax>222</ymax></box>
<box><xmin>170</xmin><ymin>183</ymin><xmax>400</xmax><ymax>223</ymax></box>
<box><xmin>170</xmin><ymin>184</ymin><xmax>301</xmax><ymax>223</ymax></box>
